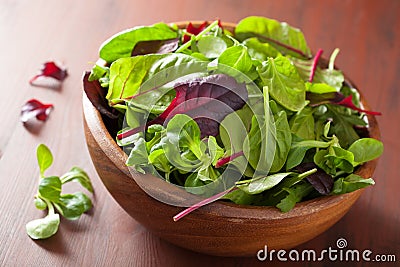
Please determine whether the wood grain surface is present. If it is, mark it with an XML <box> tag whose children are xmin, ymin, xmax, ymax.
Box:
<box><xmin>0</xmin><ymin>0</ymin><xmax>398</xmax><ymax>266</ymax></box>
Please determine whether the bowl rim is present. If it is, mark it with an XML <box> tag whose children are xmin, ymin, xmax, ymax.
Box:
<box><xmin>82</xmin><ymin>20</ymin><xmax>381</xmax><ymax>221</ymax></box>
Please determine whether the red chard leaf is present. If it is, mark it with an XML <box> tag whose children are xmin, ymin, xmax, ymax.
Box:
<box><xmin>150</xmin><ymin>74</ymin><xmax>248</xmax><ymax>138</ymax></box>
<box><xmin>295</xmin><ymin>162</ymin><xmax>333</xmax><ymax>195</ymax></box>
<box><xmin>30</xmin><ymin>61</ymin><xmax>68</xmax><ymax>88</ymax></box>
<box><xmin>83</xmin><ymin>72</ymin><xmax>119</xmax><ymax>120</ymax></box>
<box><xmin>335</xmin><ymin>95</ymin><xmax>382</xmax><ymax>115</ymax></box>
<box><xmin>118</xmin><ymin>74</ymin><xmax>248</xmax><ymax>140</ymax></box>
<box><xmin>309</xmin><ymin>49</ymin><xmax>323</xmax><ymax>82</ymax></box>
<box><xmin>183</xmin><ymin>21</ymin><xmax>207</xmax><ymax>43</ymax></box>
<box><xmin>307</xmin><ymin>92</ymin><xmax>382</xmax><ymax>115</ymax></box>
<box><xmin>215</xmin><ymin>151</ymin><xmax>245</xmax><ymax>168</ymax></box>
<box><xmin>131</xmin><ymin>38</ymin><xmax>179</xmax><ymax>56</ymax></box>
<box><xmin>21</xmin><ymin>99</ymin><xmax>54</xmax><ymax>123</ymax></box>
<box><xmin>173</xmin><ymin>187</ymin><xmax>237</xmax><ymax>221</ymax></box>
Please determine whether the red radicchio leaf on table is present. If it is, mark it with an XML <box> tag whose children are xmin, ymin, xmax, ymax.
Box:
<box><xmin>21</xmin><ymin>99</ymin><xmax>54</xmax><ymax>123</ymax></box>
<box><xmin>306</xmin><ymin>91</ymin><xmax>382</xmax><ymax>115</ymax></box>
<box><xmin>29</xmin><ymin>61</ymin><xmax>68</xmax><ymax>89</ymax></box>
<box><xmin>118</xmin><ymin>74</ymin><xmax>248</xmax><ymax>140</ymax></box>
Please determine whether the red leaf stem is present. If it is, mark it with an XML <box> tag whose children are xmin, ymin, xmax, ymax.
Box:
<box><xmin>215</xmin><ymin>151</ymin><xmax>245</xmax><ymax>168</ymax></box>
<box><xmin>309</xmin><ymin>49</ymin><xmax>323</xmax><ymax>82</ymax></box>
<box><xmin>335</xmin><ymin>95</ymin><xmax>382</xmax><ymax>116</ymax></box>
<box><xmin>173</xmin><ymin>187</ymin><xmax>237</xmax><ymax>221</ymax></box>
<box><xmin>21</xmin><ymin>99</ymin><xmax>54</xmax><ymax>122</ymax></box>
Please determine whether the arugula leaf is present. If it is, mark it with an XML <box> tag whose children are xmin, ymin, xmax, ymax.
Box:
<box><xmin>276</xmin><ymin>182</ymin><xmax>314</xmax><ymax>212</ymax></box>
<box><xmin>99</xmin><ymin>22</ymin><xmax>178</xmax><ymax>63</ymax></box>
<box><xmin>126</xmin><ymin>137</ymin><xmax>150</xmax><ymax>173</ymax></box>
<box><xmin>332</xmin><ymin>174</ymin><xmax>375</xmax><ymax>194</ymax></box>
<box><xmin>286</xmin><ymin>135</ymin><xmax>333</xmax><ymax>170</ymax></box>
<box><xmin>207</xmin><ymin>136</ymin><xmax>225</xmax><ymax>166</ymax></box>
<box><xmin>258</xmin><ymin>56</ymin><xmax>306</xmax><ymax>111</ymax></box>
<box><xmin>37</xmin><ymin>144</ymin><xmax>53</xmax><ymax>176</ymax></box>
<box><xmin>314</xmin><ymin>146</ymin><xmax>355</xmax><ymax>175</ymax></box>
<box><xmin>235</xmin><ymin>16</ymin><xmax>312</xmax><ymax>58</ymax></box>
<box><xmin>326</xmin><ymin>105</ymin><xmax>365</xmax><ymax>148</ymax></box>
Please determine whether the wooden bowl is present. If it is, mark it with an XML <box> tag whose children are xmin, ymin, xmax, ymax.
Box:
<box><xmin>83</xmin><ymin>22</ymin><xmax>380</xmax><ymax>257</ymax></box>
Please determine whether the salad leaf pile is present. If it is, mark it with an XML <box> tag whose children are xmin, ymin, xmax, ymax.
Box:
<box><xmin>85</xmin><ymin>16</ymin><xmax>383</xmax><ymax>214</ymax></box>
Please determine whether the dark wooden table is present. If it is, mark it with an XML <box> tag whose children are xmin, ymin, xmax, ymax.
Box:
<box><xmin>0</xmin><ymin>0</ymin><xmax>398</xmax><ymax>266</ymax></box>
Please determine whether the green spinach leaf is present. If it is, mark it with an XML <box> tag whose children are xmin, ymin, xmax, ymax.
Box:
<box><xmin>242</xmin><ymin>37</ymin><xmax>280</xmax><ymax>61</ymax></box>
<box><xmin>332</xmin><ymin>174</ymin><xmax>375</xmax><ymax>194</ymax></box>
<box><xmin>289</xmin><ymin>106</ymin><xmax>315</xmax><ymax>140</ymax></box>
<box><xmin>237</xmin><ymin>172</ymin><xmax>292</xmax><ymax>194</ymax></box>
<box><xmin>235</xmin><ymin>16</ymin><xmax>312</xmax><ymax>58</ymax></box>
<box><xmin>347</xmin><ymin>138</ymin><xmax>384</xmax><ymax>166</ymax></box>
<box><xmin>197</xmin><ymin>35</ymin><xmax>227</xmax><ymax>58</ymax></box>
<box><xmin>217</xmin><ymin>45</ymin><xmax>257</xmax><ymax>80</ymax></box>
<box><xmin>100</xmin><ymin>22</ymin><xmax>178</xmax><ymax>63</ymax></box>
<box><xmin>258</xmin><ymin>56</ymin><xmax>306</xmax><ymax>111</ymax></box>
